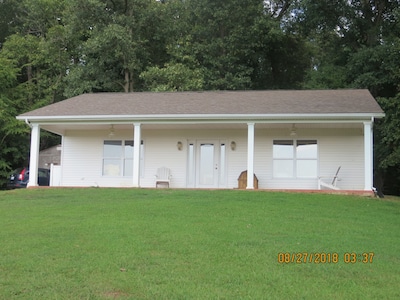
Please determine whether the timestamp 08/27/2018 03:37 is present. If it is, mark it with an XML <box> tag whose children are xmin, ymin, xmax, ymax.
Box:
<box><xmin>277</xmin><ymin>252</ymin><xmax>375</xmax><ymax>264</ymax></box>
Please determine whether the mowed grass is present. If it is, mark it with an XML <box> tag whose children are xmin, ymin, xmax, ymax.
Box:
<box><xmin>0</xmin><ymin>188</ymin><xmax>399</xmax><ymax>299</ymax></box>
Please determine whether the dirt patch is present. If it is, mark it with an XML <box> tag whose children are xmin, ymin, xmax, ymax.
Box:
<box><xmin>103</xmin><ymin>291</ymin><xmax>129</xmax><ymax>299</ymax></box>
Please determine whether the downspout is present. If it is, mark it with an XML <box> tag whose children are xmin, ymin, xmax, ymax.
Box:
<box><xmin>25</xmin><ymin>118</ymin><xmax>33</xmax><ymax>128</ymax></box>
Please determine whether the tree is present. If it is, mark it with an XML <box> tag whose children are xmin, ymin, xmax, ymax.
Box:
<box><xmin>140</xmin><ymin>63</ymin><xmax>205</xmax><ymax>91</ymax></box>
<box><xmin>141</xmin><ymin>0</ymin><xmax>310</xmax><ymax>91</ymax></box>
<box><xmin>0</xmin><ymin>0</ymin><xmax>66</xmax><ymax>187</ymax></box>
<box><xmin>63</xmin><ymin>0</ymin><xmax>170</xmax><ymax>96</ymax></box>
<box><xmin>287</xmin><ymin>0</ymin><xmax>400</xmax><ymax>90</ymax></box>
<box><xmin>0</xmin><ymin>57</ymin><xmax>30</xmax><ymax>187</ymax></box>
<box><xmin>375</xmin><ymin>94</ymin><xmax>400</xmax><ymax>195</ymax></box>
<box><xmin>0</xmin><ymin>0</ymin><xmax>23</xmax><ymax>48</ymax></box>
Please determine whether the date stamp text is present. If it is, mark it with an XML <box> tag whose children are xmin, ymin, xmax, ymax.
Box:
<box><xmin>277</xmin><ymin>252</ymin><xmax>374</xmax><ymax>264</ymax></box>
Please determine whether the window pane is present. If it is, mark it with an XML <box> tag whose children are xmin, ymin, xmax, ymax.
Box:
<box><xmin>124</xmin><ymin>140</ymin><xmax>134</xmax><ymax>159</ymax></box>
<box><xmin>199</xmin><ymin>144</ymin><xmax>214</xmax><ymax>185</ymax></box>
<box><xmin>297</xmin><ymin>160</ymin><xmax>317</xmax><ymax>178</ymax></box>
<box><xmin>273</xmin><ymin>160</ymin><xmax>293</xmax><ymax>178</ymax></box>
<box><xmin>187</xmin><ymin>143</ymin><xmax>195</xmax><ymax>186</ymax></box>
<box><xmin>273</xmin><ymin>140</ymin><xmax>294</xmax><ymax>158</ymax></box>
<box><xmin>297</xmin><ymin>140</ymin><xmax>317</xmax><ymax>159</ymax></box>
<box><xmin>103</xmin><ymin>159</ymin><xmax>121</xmax><ymax>176</ymax></box>
<box><xmin>104</xmin><ymin>140</ymin><xmax>122</xmax><ymax>158</ymax></box>
<box><xmin>140</xmin><ymin>142</ymin><xmax>144</xmax><ymax>177</ymax></box>
<box><xmin>124</xmin><ymin>159</ymin><xmax>133</xmax><ymax>176</ymax></box>
<box><xmin>220</xmin><ymin>144</ymin><xmax>226</xmax><ymax>185</ymax></box>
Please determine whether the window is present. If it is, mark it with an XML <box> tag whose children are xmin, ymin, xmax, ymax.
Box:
<box><xmin>273</xmin><ymin>140</ymin><xmax>317</xmax><ymax>178</ymax></box>
<box><xmin>187</xmin><ymin>143</ymin><xmax>195</xmax><ymax>187</ymax></box>
<box><xmin>219</xmin><ymin>143</ymin><xmax>226</xmax><ymax>185</ymax></box>
<box><xmin>103</xmin><ymin>140</ymin><xmax>143</xmax><ymax>176</ymax></box>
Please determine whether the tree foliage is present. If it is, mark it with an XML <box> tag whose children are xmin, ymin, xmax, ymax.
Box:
<box><xmin>0</xmin><ymin>56</ymin><xmax>31</xmax><ymax>185</ymax></box>
<box><xmin>63</xmin><ymin>0</ymin><xmax>170</xmax><ymax>95</ymax></box>
<box><xmin>0</xmin><ymin>0</ymin><xmax>400</xmax><ymax>193</ymax></box>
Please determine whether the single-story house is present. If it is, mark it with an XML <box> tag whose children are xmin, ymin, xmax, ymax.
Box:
<box><xmin>17</xmin><ymin>89</ymin><xmax>384</xmax><ymax>192</ymax></box>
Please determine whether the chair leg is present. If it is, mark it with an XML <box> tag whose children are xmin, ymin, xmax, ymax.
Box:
<box><xmin>156</xmin><ymin>182</ymin><xmax>169</xmax><ymax>188</ymax></box>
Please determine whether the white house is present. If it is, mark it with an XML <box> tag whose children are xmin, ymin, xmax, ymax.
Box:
<box><xmin>17</xmin><ymin>89</ymin><xmax>384</xmax><ymax>192</ymax></box>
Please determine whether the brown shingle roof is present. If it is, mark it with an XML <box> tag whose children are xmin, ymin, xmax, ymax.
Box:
<box><xmin>18</xmin><ymin>89</ymin><xmax>384</xmax><ymax>118</ymax></box>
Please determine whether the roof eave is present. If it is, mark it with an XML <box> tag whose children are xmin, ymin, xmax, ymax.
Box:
<box><xmin>17</xmin><ymin>112</ymin><xmax>385</xmax><ymax>124</ymax></box>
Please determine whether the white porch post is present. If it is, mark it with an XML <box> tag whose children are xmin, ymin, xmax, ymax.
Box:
<box><xmin>247</xmin><ymin>123</ymin><xmax>255</xmax><ymax>189</ymax></box>
<box><xmin>364</xmin><ymin>121</ymin><xmax>373</xmax><ymax>191</ymax></box>
<box><xmin>133</xmin><ymin>123</ymin><xmax>141</xmax><ymax>187</ymax></box>
<box><xmin>27</xmin><ymin>123</ymin><xmax>40</xmax><ymax>187</ymax></box>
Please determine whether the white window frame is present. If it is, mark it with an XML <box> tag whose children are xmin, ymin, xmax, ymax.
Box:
<box><xmin>273</xmin><ymin>139</ymin><xmax>318</xmax><ymax>179</ymax></box>
<box><xmin>102</xmin><ymin>140</ymin><xmax>144</xmax><ymax>177</ymax></box>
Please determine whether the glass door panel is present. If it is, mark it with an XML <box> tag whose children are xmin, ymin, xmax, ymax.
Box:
<box><xmin>198</xmin><ymin>143</ymin><xmax>216</xmax><ymax>186</ymax></box>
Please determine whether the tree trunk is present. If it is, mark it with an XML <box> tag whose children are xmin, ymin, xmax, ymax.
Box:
<box><xmin>124</xmin><ymin>68</ymin><xmax>134</xmax><ymax>92</ymax></box>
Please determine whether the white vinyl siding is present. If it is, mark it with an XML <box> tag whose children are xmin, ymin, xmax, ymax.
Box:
<box><xmin>58</xmin><ymin>126</ymin><xmax>365</xmax><ymax>190</ymax></box>
<box><xmin>61</xmin><ymin>132</ymin><xmax>103</xmax><ymax>187</ymax></box>
<box><xmin>318</xmin><ymin>132</ymin><xmax>364</xmax><ymax>190</ymax></box>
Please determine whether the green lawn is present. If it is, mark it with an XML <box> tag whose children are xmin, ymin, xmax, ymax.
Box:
<box><xmin>0</xmin><ymin>188</ymin><xmax>399</xmax><ymax>299</ymax></box>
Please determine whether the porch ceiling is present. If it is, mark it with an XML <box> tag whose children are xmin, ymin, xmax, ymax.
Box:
<box><xmin>40</xmin><ymin>121</ymin><xmax>363</xmax><ymax>136</ymax></box>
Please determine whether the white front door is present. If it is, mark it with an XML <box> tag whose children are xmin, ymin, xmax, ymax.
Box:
<box><xmin>194</xmin><ymin>141</ymin><xmax>226</xmax><ymax>188</ymax></box>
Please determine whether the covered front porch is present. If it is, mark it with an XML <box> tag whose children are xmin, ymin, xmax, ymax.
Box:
<box><xmin>25</xmin><ymin>119</ymin><xmax>375</xmax><ymax>191</ymax></box>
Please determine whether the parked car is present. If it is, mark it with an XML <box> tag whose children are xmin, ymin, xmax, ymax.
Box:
<box><xmin>8</xmin><ymin>167</ymin><xmax>50</xmax><ymax>188</ymax></box>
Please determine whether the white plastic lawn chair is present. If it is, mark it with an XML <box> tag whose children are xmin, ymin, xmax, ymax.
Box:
<box><xmin>318</xmin><ymin>166</ymin><xmax>341</xmax><ymax>190</ymax></box>
<box><xmin>155</xmin><ymin>167</ymin><xmax>172</xmax><ymax>188</ymax></box>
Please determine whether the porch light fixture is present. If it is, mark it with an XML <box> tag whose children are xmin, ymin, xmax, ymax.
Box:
<box><xmin>290</xmin><ymin>124</ymin><xmax>297</xmax><ymax>136</ymax></box>
<box><xmin>109</xmin><ymin>125</ymin><xmax>115</xmax><ymax>137</ymax></box>
<box><xmin>177</xmin><ymin>141</ymin><xmax>183</xmax><ymax>150</ymax></box>
<box><xmin>230</xmin><ymin>141</ymin><xmax>236</xmax><ymax>151</ymax></box>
